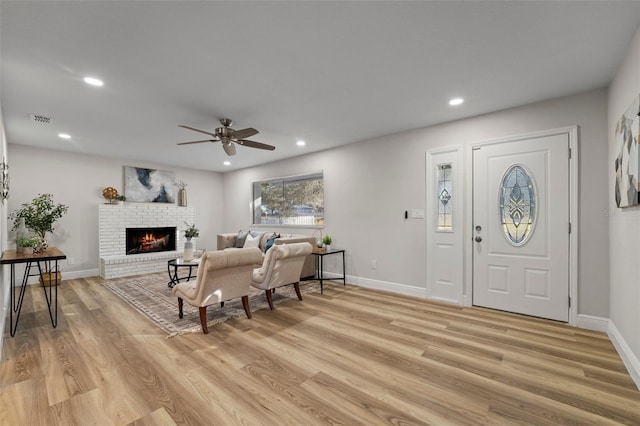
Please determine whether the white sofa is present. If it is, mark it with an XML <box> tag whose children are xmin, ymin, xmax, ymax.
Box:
<box><xmin>217</xmin><ymin>232</ymin><xmax>317</xmax><ymax>279</ymax></box>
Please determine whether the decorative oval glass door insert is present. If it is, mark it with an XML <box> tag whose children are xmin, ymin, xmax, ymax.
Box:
<box><xmin>499</xmin><ymin>164</ymin><xmax>537</xmax><ymax>246</ymax></box>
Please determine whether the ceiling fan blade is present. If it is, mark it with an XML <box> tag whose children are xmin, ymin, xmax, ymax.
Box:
<box><xmin>232</xmin><ymin>127</ymin><xmax>259</xmax><ymax>140</ymax></box>
<box><xmin>223</xmin><ymin>142</ymin><xmax>237</xmax><ymax>156</ymax></box>
<box><xmin>236</xmin><ymin>139</ymin><xmax>276</xmax><ymax>151</ymax></box>
<box><xmin>179</xmin><ymin>125</ymin><xmax>217</xmax><ymax>137</ymax></box>
<box><xmin>177</xmin><ymin>139</ymin><xmax>218</xmax><ymax>145</ymax></box>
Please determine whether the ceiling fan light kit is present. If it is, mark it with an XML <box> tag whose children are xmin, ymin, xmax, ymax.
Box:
<box><xmin>178</xmin><ymin>118</ymin><xmax>275</xmax><ymax>156</ymax></box>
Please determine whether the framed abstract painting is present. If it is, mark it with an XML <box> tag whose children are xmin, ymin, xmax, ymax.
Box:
<box><xmin>614</xmin><ymin>95</ymin><xmax>640</xmax><ymax>208</ymax></box>
<box><xmin>124</xmin><ymin>166</ymin><xmax>176</xmax><ymax>203</ymax></box>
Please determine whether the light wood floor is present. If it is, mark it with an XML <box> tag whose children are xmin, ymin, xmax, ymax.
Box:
<box><xmin>1</xmin><ymin>276</ymin><xmax>639</xmax><ymax>425</ymax></box>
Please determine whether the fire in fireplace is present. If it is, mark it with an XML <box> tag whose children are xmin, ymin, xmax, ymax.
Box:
<box><xmin>126</xmin><ymin>227</ymin><xmax>177</xmax><ymax>255</ymax></box>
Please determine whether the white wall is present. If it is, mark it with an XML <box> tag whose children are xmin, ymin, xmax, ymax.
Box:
<box><xmin>0</xmin><ymin>106</ymin><xmax>9</xmax><ymax>358</ymax></box>
<box><xmin>6</xmin><ymin>144</ymin><xmax>224</xmax><ymax>278</ymax></box>
<box><xmin>224</xmin><ymin>88</ymin><xmax>610</xmax><ymax>317</ymax></box>
<box><xmin>608</xmin><ymin>23</ymin><xmax>640</xmax><ymax>381</ymax></box>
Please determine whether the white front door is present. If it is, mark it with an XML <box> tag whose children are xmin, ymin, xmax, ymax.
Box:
<box><xmin>472</xmin><ymin>134</ymin><xmax>570</xmax><ymax>322</ymax></box>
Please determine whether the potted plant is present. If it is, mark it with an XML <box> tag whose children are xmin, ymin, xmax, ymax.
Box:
<box><xmin>183</xmin><ymin>222</ymin><xmax>199</xmax><ymax>261</ymax></box>
<box><xmin>16</xmin><ymin>235</ymin><xmax>40</xmax><ymax>255</ymax></box>
<box><xmin>184</xmin><ymin>222</ymin><xmax>199</xmax><ymax>240</ymax></box>
<box><xmin>10</xmin><ymin>193</ymin><xmax>69</xmax><ymax>243</ymax></box>
<box><xmin>322</xmin><ymin>234</ymin><xmax>332</xmax><ymax>251</ymax></box>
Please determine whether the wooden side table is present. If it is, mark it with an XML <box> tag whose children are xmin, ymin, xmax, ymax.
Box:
<box><xmin>311</xmin><ymin>249</ymin><xmax>346</xmax><ymax>294</ymax></box>
<box><xmin>1</xmin><ymin>247</ymin><xmax>66</xmax><ymax>336</ymax></box>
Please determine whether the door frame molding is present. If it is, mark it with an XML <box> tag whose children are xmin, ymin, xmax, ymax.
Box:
<box><xmin>464</xmin><ymin>126</ymin><xmax>579</xmax><ymax>326</ymax></box>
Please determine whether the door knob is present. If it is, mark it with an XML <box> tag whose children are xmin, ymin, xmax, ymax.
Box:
<box><xmin>475</xmin><ymin>236</ymin><xmax>482</xmax><ymax>242</ymax></box>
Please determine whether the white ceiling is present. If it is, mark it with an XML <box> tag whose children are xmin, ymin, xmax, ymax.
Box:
<box><xmin>2</xmin><ymin>1</ymin><xmax>639</xmax><ymax>172</ymax></box>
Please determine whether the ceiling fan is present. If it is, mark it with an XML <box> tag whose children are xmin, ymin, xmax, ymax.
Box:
<box><xmin>177</xmin><ymin>118</ymin><xmax>275</xmax><ymax>156</ymax></box>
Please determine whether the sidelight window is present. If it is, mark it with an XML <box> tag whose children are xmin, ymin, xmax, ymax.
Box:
<box><xmin>437</xmin><ymin>163</ymin><xmax>453</xmax><ymax>231</ymax></box>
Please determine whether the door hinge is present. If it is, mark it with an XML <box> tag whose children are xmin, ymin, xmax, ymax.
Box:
<box><xmin>568</xmin><ymin>296</ymin><xmax>571</xmax><ymax>308</ymax></box>
<box><xmin>568</xmin><ymin>222</ymin><xmax>572</xmax><ymax>234</ymax></box>
<box><xmin>568</xmin><ymin>147</ymin><xmax>572</xmax><ymax>159</ymax></box>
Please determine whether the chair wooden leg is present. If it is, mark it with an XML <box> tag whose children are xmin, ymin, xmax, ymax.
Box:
<box><xmin>294</xmin><ymin>281</ymin><xmax>303</xmax><ymax>301</ymax></box>
<box><xmin>265</xmin><ymin>289</ymin><xmax>275</xmax><ymax>310</ymax></box>
<box><xmin>178</xmin><ymin>297</ymin><xmax>184</xmax><ymax>318</ymax></box>
<box><xmin>242</xmin><ymin>295</ymin><xmax>252</xmax><ymax>319</ymax></box>
<box><xmin>199</xmin><ymin>306</ymin><xmax>208</xmax><ymax>334</ymax></box>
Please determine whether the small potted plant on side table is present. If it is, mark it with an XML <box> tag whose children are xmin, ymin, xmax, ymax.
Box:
<box><xmin>10</xmin><ymin>193</ymin><xmax>69</xmax><ymax>285</ymax></box>
<box><xmin>10</xmin><ymin>193</ymin><xmax>69</xmax><ymax>248</ymax></box>
<box><xmin>322</xmin><ymin>234</ymin><xmax>332</xmax><ymax>251</ymax></box>
<box><xmin>16</xmin><ymin>236</ymin><xmax>41</xmax><ymax>256</ymax></box>
<box><xmin>183</xmin><ymin>222</ymin><xmax>199</xmax><ymax>261</ymax></box>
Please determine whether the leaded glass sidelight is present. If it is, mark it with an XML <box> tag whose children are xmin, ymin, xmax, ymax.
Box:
<box><xmin>499</xmin><ymin>164</ymin><xmax>537</xmax><ymax>246</ymax></box>
<box><xmin>437</xmin><ymin>163</ymin><xmax>453</xmax><ymax>231</ymax></box>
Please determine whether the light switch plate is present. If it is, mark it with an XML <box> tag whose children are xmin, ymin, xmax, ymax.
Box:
<box><xmin>411</xmin><ymin>209</ymin><xmax>425</xmax><ymax>219</ymax></box>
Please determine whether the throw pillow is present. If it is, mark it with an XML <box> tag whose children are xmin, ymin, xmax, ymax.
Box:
<box><xmin>235</xmin><ymin>230</ymin><xmax>249</xmax><ymax>248</ymax></box>
<box><xmin>264</xmin><ymin>233</ymin><xmax>280</xmax><ymax>252</ymax></box>
<box><xmin>250</xmin><ymin>231</ymin><xmax>266</xmax><ymax>249</ymax></box>
<box><xmin>243</xmin><ymin>233</ymin><xmax>260</xmax><ymax>248</ymax></box>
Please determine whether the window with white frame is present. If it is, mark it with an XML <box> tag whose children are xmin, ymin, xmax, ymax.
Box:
<box><xmin>253</xmin><ymin>172</ymin><xmax>324</xmax><ymax>226</ymax></box>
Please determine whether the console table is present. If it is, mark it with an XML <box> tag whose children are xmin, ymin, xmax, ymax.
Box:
<box><xmin>312</xmin><ymin>248</ymin><xmax>346</xmax><ymax>294</ymax></box>
<box><xmin>1</xmin><ymin>247</ymin><xmax>66</xmax><ymax>337</ymax></box>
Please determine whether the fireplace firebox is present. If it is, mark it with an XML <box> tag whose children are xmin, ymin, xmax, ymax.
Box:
<box><xmin>126</xmin><ymin>227</ymin><xmax>177</xmax><ymax>255</ymax></box>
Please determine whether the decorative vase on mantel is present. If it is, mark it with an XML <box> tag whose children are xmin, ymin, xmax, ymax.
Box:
<box><xmin>178</xmin><ymin>188</ymin><xmax>187</xmax><ymax>207</ymax></box>
<box><xmin>183</xmin><ymin>237</ymin><xmax>194</xmax><ymax>261</ymax></box>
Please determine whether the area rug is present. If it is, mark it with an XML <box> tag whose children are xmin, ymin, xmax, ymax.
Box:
<box><xmin>103</xmin><ymin>272</ymin><xmax>319</xmax><ymax>336</ymax></box>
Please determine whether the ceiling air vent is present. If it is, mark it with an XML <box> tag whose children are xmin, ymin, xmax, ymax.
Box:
<box><xmin>29</xmin><ymin>114</ymin><xmax>53</xmax><ymax>125</ymax></box>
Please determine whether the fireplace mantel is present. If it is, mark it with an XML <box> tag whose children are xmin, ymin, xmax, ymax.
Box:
<box><xmin>98</xmin><ymin>204</ymin><xmax>195</xmax><ymax>278</ymax></box>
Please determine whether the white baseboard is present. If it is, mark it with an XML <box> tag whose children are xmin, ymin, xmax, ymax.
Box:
<box><xmin>323</xmin><ymin>272</ymin><xmax>427</xmax><ymax>299</ymax></box>
<box><xmin>429</xmin><ymin>296</ymin><xmax>462</xmax><ymax>305</ymax></box>
<box><xmin>576</xmin><ymin>314</ymin><xmax>609</xmax><ymax>333</ymax></box>
<box><xmin>608</xmin><ymin>320</ymin><xmax>640</xmax><ymax>391</ymax></box>
<box><xmin>26</xmin><ymin>268</ymin><xmax>99</xmax><ymax>285</ymax></box>
<box><xmin>61</xmin><ymin>268</ymin><xmax>100</xmax><ymax>280</ymax></box>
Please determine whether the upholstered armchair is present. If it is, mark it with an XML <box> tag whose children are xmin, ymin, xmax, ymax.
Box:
<box><xmin>172</xmin><ymin>247</ymin><xmax>263</xmax><ymax>334</ymax></box>
<box><xmin>250</xmin><ymin>242</ymin><xmax>313</xmax><ymax>310</ymax></box>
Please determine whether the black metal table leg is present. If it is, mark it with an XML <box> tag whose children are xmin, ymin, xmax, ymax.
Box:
<box><xmin>38</xmin><ymin>260</ymin><xmax>59</xmax><ymax>328</ymax></box>
<box><xmin>341</xmin><ymin>251</ymin><xmax>346</xmax><ymax>286</ymax></box>
<box><xmin>9</xmin><ymin>264</ymin><xmax>26</xmax><ymax>337</ymax></box>
<box><xmin>319</xmin><ymin>254</ymin><xmax>324</xmax><ymax>294</ymax></box>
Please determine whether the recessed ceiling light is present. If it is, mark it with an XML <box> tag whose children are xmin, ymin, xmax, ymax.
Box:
<box><xmin>449</xmin><ymin>98</ymin><xmax>464</xmax><ymax>106</ymax></box>
<box><xmin>83</xmin><ymin>76</ymin><xmax>104</xmax><ymax>87</ymax></box>
<box><xmin>58</xmin><ymin>133</ymin><xmax>71</xmax><ymax>139</ymax></box>
<box><xmin>296</xmin><ymin>140</ymin><xmax>306</xmax><ymax>147</ymax></box>
<box><xmin>223</xmin><ymin>161</ymin><xmax>231</xmax><ymax>166</ymax></box>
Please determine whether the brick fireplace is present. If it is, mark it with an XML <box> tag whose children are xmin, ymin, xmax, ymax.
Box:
<box><xmin>99</xmin><ymin>204</ymin><xmax>195</xmax><ymax>278</ymax></box>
